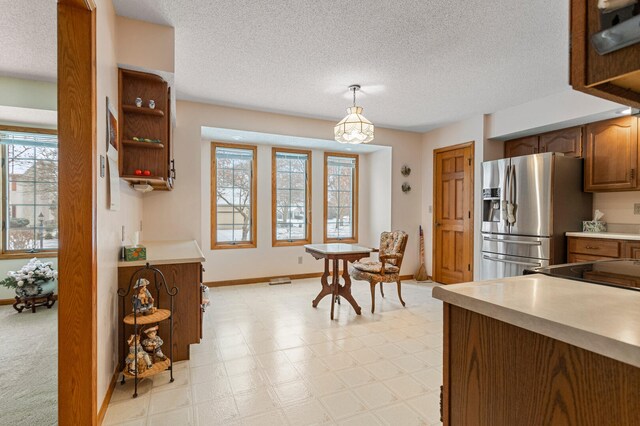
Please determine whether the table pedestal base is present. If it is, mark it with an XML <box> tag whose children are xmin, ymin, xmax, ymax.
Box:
<box><xmin>312</xmin><ymin>258</ymin><xmax>361</xmax><ymax>319</ymax></box>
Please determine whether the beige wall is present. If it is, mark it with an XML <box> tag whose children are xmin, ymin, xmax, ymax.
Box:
<box><xmin>594</xmin><ymin>192</ymin><xmax>640</xmax><ymax>224</ymax></box>
<box><xmin>143</xmin><ymin>100</ymin><xmax>422</xmax><ymax>281</ymax></box>
<box><xmin>0</xmin><ymin>77</ymin><xmax>57</xmax><ymax>128</ymax></box>
<box><xmin>95</xmin><ymin>0</ymin><xmax>144</xmax><ymax>407</ymax></box>
<box><xmin>116</xmin><ymin>16</ymin><xmax>175</xmax><ymax>74</ymax></box>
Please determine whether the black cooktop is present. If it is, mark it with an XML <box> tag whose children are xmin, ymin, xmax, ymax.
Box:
<box><xmin>526</xmin><ymin>259</ymin><xmax>640</xmax><ymax>291</ymax></box>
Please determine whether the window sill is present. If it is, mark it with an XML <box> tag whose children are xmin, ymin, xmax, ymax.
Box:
<box><xmin>324</xmin><ymin>238</ymin><xmax>358</xmax><ymax>244</ymax></box>
<box><xmin>0</xmin><ymin>251</ymin><xmax>58</xmax><ymax>260</ymax></box>
<box><xmin>272</xmin><ymin>239</ymin><xmax>311</xmax><ymax>247</ymax></box>
<box><xmin>211</xmin><ymin>243</ymin><xmax>257</xmax><ymax>250</ymax></box>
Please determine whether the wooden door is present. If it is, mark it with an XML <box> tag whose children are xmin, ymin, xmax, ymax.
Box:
<box><xmin>584</xmin><ymin>116</ymin><xmax>638</xmax><ymax>191</ymax></box>
<box><xmin>504</xmin><ymin>136</ymin><xmax>538</xmax><ymax>158</ymax></box>
<box><xmin>434</xmin><ymin>143</ymin><xmax>474</xmax><ymax>284</ymax></box>
<box><xmin>539</xmin><ymin>126</ymin><xmax>583</xmax><ymax>157</ymax></box>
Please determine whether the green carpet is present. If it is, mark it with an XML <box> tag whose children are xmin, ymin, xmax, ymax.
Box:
<box><xmin>0</xmin><ymin>303</ymin><xmax>57</xmax><ymax>426</ymax></box>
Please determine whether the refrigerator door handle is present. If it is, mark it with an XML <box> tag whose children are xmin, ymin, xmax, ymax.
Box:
<box><xmin>483</xmin><ymin>236</ymin><xmax>542</xmax><ymax>246</ymax></box>
<box><xmin>482</xmin><ymin>255</ymin><xmax>541</xmax><ymax>268</ymax></box>
<box><xmin>502</xmin><ymin>164</ymin><xmax>510</xmax><ymax>225</ymax></box>
<box><xmin>506</xmin><ymin>164</ymin><xmax>516</xmax><ymax>225</ymax></box>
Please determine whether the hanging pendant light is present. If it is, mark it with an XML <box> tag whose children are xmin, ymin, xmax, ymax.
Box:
<box><xmin>334</xmin><ymin>85</ymin><xmax>375</xmax><ymax>144</ymax></box>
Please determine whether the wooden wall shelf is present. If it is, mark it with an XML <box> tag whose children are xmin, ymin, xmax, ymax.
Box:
<box><xmin>122</xmin><ymin>104</ymin><xmax>165</xmax><ymax>117</ymax></box>
<box><xmin>122</xmin><ymin>139</ymin><xmax>165</xmax><ymax>149</ymax></box>
<box><xmin>118</xmin><ymin>68</ymin><xmax>174</xmax><ymax>191</ymax></box>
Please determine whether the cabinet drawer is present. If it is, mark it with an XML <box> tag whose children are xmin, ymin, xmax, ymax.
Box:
<box><xmin>568</xmin><ymin>253</ymin><xmax>616</xmax><ymax>263</ymax></box>
<box><xmin>569</xmin><ymin>238</ymin><xmax>620</xmax><ymax>258</ymax></box>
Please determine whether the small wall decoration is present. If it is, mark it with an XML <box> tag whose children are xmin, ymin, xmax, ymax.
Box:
<box><xmin>402</xmin><ymin>182</ymin><xmax>411</xmax><ymax>193</ymax></box>
<box><xmin>401</xmin><ymin>165</ymin><xmax>411</xmax><ymax>176</ymax></box>
<box><xmin>106</xmin><ymin>97</ymin><xmax>120</xmax><ymax>211</ymax></box>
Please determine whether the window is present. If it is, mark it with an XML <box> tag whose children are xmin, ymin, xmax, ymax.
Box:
<box><xmin>211</xmin><ymin>142</ymin><xmax>257</xmax><ymax>249</ymax></box>
<box><xmin>324</xmin><ymin>152</ymin><xmax>358</xmax><ymax>242</ymax></box>
<box><xmin>272</xmin><ymin>148</ymin><xmax>311</xmax><ymax>246</ymax></box>
<box><xmin>0</xmin><ymin>128</ymin><xmax>58</xmax><ymax>254</ymax></box>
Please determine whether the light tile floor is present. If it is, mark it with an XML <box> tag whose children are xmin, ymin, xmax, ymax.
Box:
<box><xmin>104</xmin><ymin>278</ymin><xmax>443</xmax><ymax>425</ymax></box>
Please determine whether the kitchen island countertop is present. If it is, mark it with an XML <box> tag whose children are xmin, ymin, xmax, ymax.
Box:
<box><xmin>432</xmin><ymin>274</ymin><xmax>640</xmax><ymax>367</ymax></box>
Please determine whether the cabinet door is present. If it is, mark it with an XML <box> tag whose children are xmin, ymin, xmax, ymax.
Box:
<box><xmin>504</xmin><ymin>136</ymin><xmax>539</xmax><ymax>158</ymax></box>
<box><xmin>539</xmin><ymin>127</ymin><xmax>583</xmax><ymax>158</ymax></box>
<box><xmin>624</xmin><ymin>242</ymin><xmax>640</xmax><ymax>259</ymax></box>
<box><xmin>584</xmin><ymin>117</ymin><xmax>638</xmax><ymax>191</ymax></box>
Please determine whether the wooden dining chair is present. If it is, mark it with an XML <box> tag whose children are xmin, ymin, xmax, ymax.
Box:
<box><xmin>349</xmin><ymin>230</ymin><xmax>408</xmax><ymax>313</ymax></box>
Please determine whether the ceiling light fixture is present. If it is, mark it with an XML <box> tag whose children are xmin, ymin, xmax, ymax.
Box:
<box><xmin>334</xmin><ymin>85</ymin><xmax>374</xmax><ymax>144</ymax></box>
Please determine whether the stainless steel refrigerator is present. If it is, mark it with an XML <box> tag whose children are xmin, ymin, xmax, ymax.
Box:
<box><xmin>481</xmin><ymin>152</ymin><xmax>592</xmax><ymax>280</ymax></box>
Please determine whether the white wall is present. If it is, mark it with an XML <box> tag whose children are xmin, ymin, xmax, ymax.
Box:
<box><xmin>365</xmin><ymin>148</ymin><xmax>393</xmax><ymax>248</ymax></box>
<box><xmin>421</xmin><ymin>115</ymin><xmax>485</xmax><ymax>279</ymax></box>
<box><xmin>95</xmin><ymin>0</ymin><xmax>144</xmax><ymax>407</ymax></box>
<box><xmin>594</xmin><ymin>192</ymin><xmax>640</xmax><ymax>224</ymax></box>
<box><xmin>143</xmin><ymin>100</ymin><xmax>423</xmax><ymax>281</ymax></box>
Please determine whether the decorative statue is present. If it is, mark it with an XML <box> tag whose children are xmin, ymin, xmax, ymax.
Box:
<box><xmin>142</xmin><ymin>325</ymin><xmax>166</xmax><ymax>361</ymax></box>
<box><xmin>132</xmin><ymin>278</ymin><xmax>156</xmax><ymax>315</ymax></box>
<box><xmin>125</xmin><ymin>334</ymin><xmax>153</xmax><ymax>374</ymax></box>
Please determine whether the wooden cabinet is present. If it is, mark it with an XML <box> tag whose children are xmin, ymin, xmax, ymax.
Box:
<box><xmin>584</xmin><ymin>116</ymin><xmax>638</xmax><ymax>192</ymax></box>
<box><xmin>441</xmin><ymin>304</ymin><xmax>640</xmax><ymax>425</ymax></box>
<box><xmin>539</xmin><ymin>127</ymin><xmax>583</xmax><ymax>158</ymax></box>
<box><xmin>504</xmin><ymin>127</ymin><xmax>583</xmax><ymax>159</ymax></box>
<box><xmin>570</xmin><ymin>0</ymin><xmax>640</xmax><ymax>108</ymax></box>
<box><xmin>504</xmin><ymin>136</ymin><xmax>539</xmax><ymax>158</ymax></box>
<box><xmin>625</xmin><ymin>242</ymin><xmax>640</xmax><ymax>259</ymax></box>
<box><xmin>568</xmin><ymin>236</ymin><xmax>640</xmax><ymax>262</ymax></box>
<box><xmin>118</xmin><ymin>262</ymin><xmax>203</xmax><ymax>366</ymax></box>
<box><xmin>118</xmin><ymin>68</ymin><xmax>174</xmax><ymax>191</ymax></box>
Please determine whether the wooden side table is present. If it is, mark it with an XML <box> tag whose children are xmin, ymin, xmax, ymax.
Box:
<box><xmin>305</xmin><ymin>243</ymin><xmax>372</xmax><ymax>320</ymax></box>
<box><xmin>13</xmin><ymin>292</ymin><xmax>56</xmax><ymax>313</ymax></box>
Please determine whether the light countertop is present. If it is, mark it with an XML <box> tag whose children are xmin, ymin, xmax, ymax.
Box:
<box><xmin>566</xmin><ymin>231</ymin><xmax>640</xmax><ymax>241</ymax></box>
<box><xmin>432</xmin><ymin>274</ymin><xmax>640</xmax><ymax>368</ymax></box>
<box><xmin>118</xmin><ymin>240</ymin><xmax>205</xmax><ymax>267</ymax></box>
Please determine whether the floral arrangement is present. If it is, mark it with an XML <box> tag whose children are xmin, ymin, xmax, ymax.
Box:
<box><xmin>0</xmin><ymin>258</ymin><xmax>58</xmax><ymax>290</ymax></box>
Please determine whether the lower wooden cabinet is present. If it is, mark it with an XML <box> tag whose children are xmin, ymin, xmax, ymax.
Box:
<box><xmin>568</xmin><ymin>236</ymin><xmax>640</xmax><ymax>262</ymax></box>
<box><xmin>441</xmin><ymin>304</ymin><xmax>640</xmax><ymax>425</ymax></box>
<box><xmin>118</xmin><ymin>262</ymin><xmax>203</xmax><ymax>366</ymax></box>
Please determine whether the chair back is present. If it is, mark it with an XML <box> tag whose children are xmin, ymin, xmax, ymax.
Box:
<box><xmin>379</xmin><ymin>230</ymin><xmax>408</xmax><ymax>268</ymax></box>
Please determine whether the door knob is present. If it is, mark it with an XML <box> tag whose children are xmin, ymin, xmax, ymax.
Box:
<box><xmin>435</xmin><ymin>221</ymin><xmax>441</xmax><ymax>227</ymax></box>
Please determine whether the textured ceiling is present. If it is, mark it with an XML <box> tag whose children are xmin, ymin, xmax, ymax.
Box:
<box><xmin>1</xmin><ymin>1</ymin><xmax>571</xmax><ymax>132</ymax></box>
<box><xmin>0</xmin><ymin>0</ymin><xmax>57</xmax><ymax>82</ymax></box>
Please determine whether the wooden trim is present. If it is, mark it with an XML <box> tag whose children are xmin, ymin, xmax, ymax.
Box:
<box><xmin>323</xmin><ymin>152</ymin><xmax>359</xmax><ymax>243</ymax></box>
<box><xmin>0</xmin><ymin>252</ymin><xmax>57</xmax><ymax>260</ymax></box>
<box><xmin>210</xmin><ymin>141</ymin><xmax>258</xmax><ymax>250</ymax></box>
<box><xmin>442</xmin><ymin>302</ymin><xmax>451</xmax><ymax>425</ymax></box>
<box><xmin>97</xmin><ymin>368</ymin><xmax>119</xmax><ymax>426</ymax></box>
<box><xmin>432</xmin><ymin>141</ymin><xmax>475</xmax><ymax>284</ymax></box>
<box><xmin>206</xmin><ymin>273</ymin><xmax>415</xmax><ymax>287</ymax></box>
<box><xmin>57</xmin><ymin>1</ymin><xmax>98</xmax><ymax>425</ymax></box>
<box><xmin>0</xmin><ymin>294</ymin><xmax>58</xmax><ymax>305</ymax></box>
<box><xmin>272</xmin><ymin>147</ymin><xmax>312</xmax><ymax>247</ymax></box>
<box><xmin>0</xmin><ymin>125</ymin><xmax>57</xmax><ymax>135</ymax></box>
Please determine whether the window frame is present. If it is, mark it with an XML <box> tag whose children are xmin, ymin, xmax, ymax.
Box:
<box><xmin>0</xmin><ymin>125</ymin><xmax>58</xmax><ymax>259</ymax></box>
<box><xmin>210</xmin><ymin>141</ymin><xmax>258</xmax><ymax>250</ymax></box>
<box><xmin>323</xmin><ymin>151</ymin><xmax>359</xmax><ymax>243</ymax></box>
<box><xmin>271</xmin><ymin>147</ymin><xmax>312</xmax><ymax>247</ymax></box>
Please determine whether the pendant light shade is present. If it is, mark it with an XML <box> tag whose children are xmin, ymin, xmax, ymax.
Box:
<box><xmin>334</xmin><ymin>85</ymin><xmax>374</xmax><ymax>144</ymax></box>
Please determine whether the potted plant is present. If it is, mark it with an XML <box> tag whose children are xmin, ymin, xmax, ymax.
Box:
<box><xmin>0</xmin><ymin>258</ymin><xmax>58</xmax><ymax>298</ymax></box>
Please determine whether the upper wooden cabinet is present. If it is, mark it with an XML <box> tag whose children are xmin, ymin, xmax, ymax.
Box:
<box><xmin>584</xmin><ymin>116</ymin><xmax>638</xmax><ymax>192</ymax></box>
<box><xmin>504</xmin><ymin>136</ymin><xmax>539</xmax><ymax>158</ymax></box>
<box><xmin>539</xmin><ymin>127</ymin><xmax>583</xmax><ymax>158</ymax></box>
<box><xmin>118</xmin><ymin>68</ymin><xmax>174</xmax><ymax>191</ymax></box>
<box><xmin>505</xmin><ymin>127</ymin><xmax>583</xmax><ymax>158</ymax></box>
<box><xmin>570</xmin><ymin>0</ymin><xmax>640</xmax><ymax>108</ymax></box>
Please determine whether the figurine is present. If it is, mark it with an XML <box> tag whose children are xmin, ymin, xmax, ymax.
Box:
<box><xmin>142</xmin><ymin>325</ymin><xmax>166</xmax><ymax>361</ymax></box>
<box><xmin>135</xmin><ymin>97</ymin><xmax>142</xmax><ymax>107</ymax></box>
<box><xmin>132</xmin><ymin>278</ymin><xmax>156</xmax><ymax>315</ymax></box>
<box><xmin>125</xmin><ymin>334</ymin><xmax>153</xmax><ymax>374</ymax></box>
<box><xmin>148</xmin><ymin>99</ymin><xmax>156</xmax><ymax>109</ymax></box>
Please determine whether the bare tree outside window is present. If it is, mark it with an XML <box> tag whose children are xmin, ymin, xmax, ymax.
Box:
<box><xmin>2</xmin><ymin>132</ymin><xmax>58</xmax><ymax>252</ymax></box>
<box><xmin>325</xmin><ymin>154</ymin><xmax>358</xmax><ymax>241</ymax></box>
<box><xmin>213</xmin><ymin>144</ymin><xmax>256</xmax><ymax>247</ymax></box>
<box><xmin>273</xmin><ymin>149</ymin><xmax>310</xmax><ymax>244</ymax></box>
